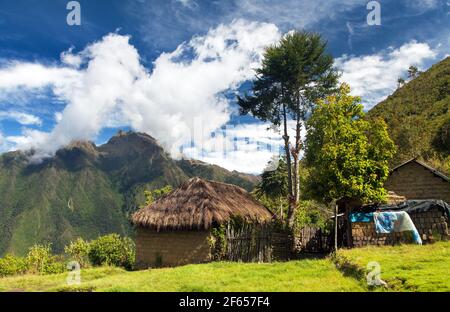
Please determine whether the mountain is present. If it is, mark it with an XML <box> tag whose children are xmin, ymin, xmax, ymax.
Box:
<box><xmin>177</xmin><ymin>158</ymin><xmax>259</xmax><ymax>191</ymax></box>
<box><xmin>368</xmin><ymin>57</ymin><xmax>450</xmax><ymax>174</ymax></box>
<box><xmin>0</xmin><ymin>131</ymin><xmax>258</xmax><ymax>256</ymax></box>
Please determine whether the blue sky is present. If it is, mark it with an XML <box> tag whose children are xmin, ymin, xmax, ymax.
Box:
<box><xmin>0</xmin><ymin>0</ymin><xmax>448</xmax><ymax>173</ymax></box>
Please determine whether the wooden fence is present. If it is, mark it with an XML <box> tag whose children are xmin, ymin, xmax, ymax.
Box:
<box><xmin>297</xmin><ymin>226</ymin><xmax>331</xmax><ymax>253</ymax></box>
<box><xmin>222</xmin><ymin>221</ymin><xmax>345</xmax><ymax>262</ymax></box>
<box><xmin>297</xmin><ymin>217</ymin><xmax>347</xmax><ymax>253</ymax></box>
<box><xmin>224</xmin><ymin>223</ymin><xmax>292</xmax><ymax>262</ymax></box>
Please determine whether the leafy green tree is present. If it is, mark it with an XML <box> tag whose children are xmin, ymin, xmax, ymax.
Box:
<box><xmin>304</xmin><ymin>83</ymin><xmax>396</xmax><ymax>204</ymax></box>
<box><xmin>254</xmin><ymin>158</ymin><xmax>288</xmax><ymax>221</ymax></box>
<box><xmin>433</xmin><ymin>117</ymin><xmax>450</xmax><ymax>154</ymax></box>
<box><xmin>408</xmin><ymin>65</ymin><xmax>420</xmax><ymax>79</ymax></box>
<box><xmin>238</xmin><ymin>31</ymin><xmax>339</xmax><ymax>228</ymax></box>
<box><xmin>397</xmin><ymin>77</ymin><xmax>405</xmax><ymax>88</ymax></box>
<box><xmin>141</xmin><ymin>185</ymin><xmax>173</xmax><ymax>208</ymax></box>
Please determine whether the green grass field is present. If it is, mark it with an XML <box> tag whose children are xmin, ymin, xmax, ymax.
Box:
<box><xmin>0</xmin><ymin>241</ymin><xmax>449</xmax><ymax>292</ymax></box>
<box><xmin>337</xmin><ymin>241</ymin><xmax>450</xmax><ymax>291</ymax></box>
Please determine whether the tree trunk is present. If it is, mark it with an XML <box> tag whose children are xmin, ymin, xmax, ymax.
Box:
<box><xmin>287</xmin><ymin>100</ymin><xmax>302</xmax><ymax>228</ymax></box>
<box><xmin>293</xmin><ymin>110</ymin><xmax>302</xmax><ymax>203</ymax></box>
<box><xmin>282</xmin><ymin>102</ymin><xmax>296</xmax><ymax>229</ymax></box>
<box><xmin>345</xmin><ymin>203</ymin><xmax>353</xmax><ymax>248</ymax></box>
<box><xmin>279</xmin><ymin>197</ymin><xmax>283</xmax><ymax>222</ymax></box>
<box><xmin>334</xmin><ymin>203</ymin><xmax>338</xmax><ymax>251</ymax></box>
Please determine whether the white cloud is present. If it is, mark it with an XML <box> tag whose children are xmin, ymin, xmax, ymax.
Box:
<box><xmin>5</xmin><ymin>128</ymin><xmax>48</xmax><ymax>149</ymax></box>
<box><xmin>0</xmin><ymin>62</ymin><xmax>80</xmax><ymax>90</ymax></box>
<box><xmin>234</xmin><ymin>0</ymin><xmax>364</xmax><ymax>28</ymax></box>
<box><xmin>0</xmin><ymin>20</ymin><xmax>281</xmax><ymax>164</ymax></box>
<box><xmin>183</xmin><ymin>120</ymin><xmax>304</xmax><ymax>174</ymax></box>
<box><xmin>60</xmin><ymin>47</ymin><xmax>83</xmax><ymax>68</ymax></box>
<box><xmin>128</xmin><ymin>0</ymin><xmax>366</xmax><ymax>53</ymax></box>
<box><xmin>0</xmin><ymin>131</ymin><xmax>10</xmax><ymax>153</ymax></box>
<box><xmin>175</xmin><ymin>0</ymin><xmax>197</xmax><ymax>9</ymax></box>
<box><xmin>411</xmin><ymin>0</ymin><xmax>440</xmax><ymax>10</ymax></box>
<box><xmin>0</xmin><ymin>111</ymin><xmax>42</xmax><ymax>126</ymax></box>
<box><xmin>335</xmin><ymin>41</ymin><xmax>437</xmax><ymax>108</ymax></box>
<box><xmin>54</xmin><ymin>112</ymin><xmax>63</xmax><ymax>122</ymax></box>
<box><xmin>0</xmin><ymin>131</ymin><xmax>13</xmax><ymax>155</ymax></box>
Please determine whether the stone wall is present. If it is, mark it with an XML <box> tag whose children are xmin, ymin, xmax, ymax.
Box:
<box><xmin>385</xmin><ymin>161</ymin><xmax>450</xmax><ymax>204</ymax></box>
<box><xmin>352</xmin><ymin>208</ymin><xmax>449</xmax><ymax>247</ymax></box>
<box><xmin>409</xmin><ymin>209</ymin><xmax>449</xmax><ymax>241</ymax></box>
<box><xmin>135</xmin><ymin>228</ymin><xmax>212</xmax><ymax>268</ymax></box>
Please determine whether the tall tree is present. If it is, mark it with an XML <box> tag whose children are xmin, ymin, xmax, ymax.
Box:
<box><xmin>304</xmin><ymin>84</ymin><xmax>396</xmax><ymax>248</ymax></box>
<box><xmin>304</xmin><ymin>83</ymin><xmax>396</xmax><ymax>205</ymax></box>
<box><xmin>238</xmin><ymin>31</ymin><xmax>339</xmax><ymax>228</ymax></box>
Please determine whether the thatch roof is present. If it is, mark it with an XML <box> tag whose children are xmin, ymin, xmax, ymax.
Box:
<box><xmin>386</xmin><ymin>191</ymin><xmax>407</xmax><ymax>205</ymax></box>
<box><xmin>131</xmin><ymin>177</ymin><xmax>273</xmax><ymax>231</ymax></box>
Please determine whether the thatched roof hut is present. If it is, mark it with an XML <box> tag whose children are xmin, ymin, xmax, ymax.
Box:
<box><xmin>132</xmin><ymin>177</ymin><xmax>273</xmax><ymax>231</ymax></box>
<box><xmin>131</xmin><ymin>177</ymin><xmax>273</xmax><ymax>268</ymax></box>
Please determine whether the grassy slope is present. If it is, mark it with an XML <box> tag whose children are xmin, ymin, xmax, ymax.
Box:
<box><xmin>1</xmin><ymin>242</ymin><xmax>449</xmax><ymax>292</ymax></box>
<box><xmin>0</xmin><ymin>261</ymin><xmax>364</xmax><ymax>292</ymax></box>
<box><xmin>337</xmin><ymin>241</ymin><xmax>450</xmax><ymax>292</ymax></box>
<box><xmin>368</xmin><ymin>57</ymin><xmax>450</xmax><ymax>173</ymax></box>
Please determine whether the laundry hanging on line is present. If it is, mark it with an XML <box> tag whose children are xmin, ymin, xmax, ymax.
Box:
<box><xmin>373</xmin><ymin>211</ymin><xmax>422</xmax><ymax>245</ymax></box>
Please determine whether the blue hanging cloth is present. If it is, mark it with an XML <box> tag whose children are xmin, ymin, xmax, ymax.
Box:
<box><xmin>373</xmin><ymin>212</ymin><xmax>398</xmax><ymax>233</ymax></box>
<box><xmin>373</xmin><ymin>211</ymin><xmax>422</xmax><ymax>245</ymax></box>
<box><xmin>349</xmin><ymin>212</ymin><xmax>374</xmax><ymax>223</ymax></box>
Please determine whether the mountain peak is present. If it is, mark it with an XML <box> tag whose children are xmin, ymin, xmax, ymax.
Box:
<box><xmin>65</xmin><ymin>140</ymin><xmax>98</xmax><ymax>154</ymax></box>
<box><xmin>103</xmin><ymin>131</ymin><xmax>161</xmax><ymax>150</ymax></box>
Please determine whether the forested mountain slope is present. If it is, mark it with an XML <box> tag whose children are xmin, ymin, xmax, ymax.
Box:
<box><xmin>368</xmin><ymin>57</ymin><xmax>450</xmax><ymax>174</ymax></box>
<box><xmin>0</xmin><ymin>132</ymin><xmax>257</xmax><ymax>256</ymax></box>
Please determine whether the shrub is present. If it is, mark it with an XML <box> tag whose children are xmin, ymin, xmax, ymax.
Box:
<box><xmin>0</xmin><ymin>254</ymin><xmax>29</xmax><ymax>277</ymax></box>
<box><xmin>295</xmin><ymin>200</ymin><xmax>330</xmax><ymax>231</ymax></box>
<box><xmin>209</xmin><ymin>225</ymin><xmax>227</xmax><ymax>261</ymax></box>
<box><xmin>88</xmin><ymin>234</ymin><xmax>135</xmax><ymax>270</ymax></box>
<box><xmin>43</xmin><ymin>256</ymin><xmax>67</xmax><ymax>275</ymax></box>
<box><xmin>26</xmin><ymin>244</ymin><xmax>66</xmax><ymax>275</ymax></box>
<box><xmin>64</xmin><ymin>238</ymin><xmax>91</xmax><ymax>268</ymax></box>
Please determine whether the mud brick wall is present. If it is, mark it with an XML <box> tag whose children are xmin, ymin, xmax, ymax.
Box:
<box><xmin>385</xmin><ymin>161</ymin><xmax>450</xmax><ymax>204</ymax></box>
<box><xmin>409</xmin><ymin>209</ymin><xmax>449</xmax><ymax>241</ymax></box>
<box><xmin>352</xmin><ymin>208</ymin><xmax>449</xmax><ymax>247</ymax></box>
<box><xmin>352</xmin><ymin>222</ymin><xmax>410</xmax><ymax>247</ymax></box>
<box><xmin>135</xmin><ymin>228</ymin><xmax>211</xmax><ymax>268</ymax></box>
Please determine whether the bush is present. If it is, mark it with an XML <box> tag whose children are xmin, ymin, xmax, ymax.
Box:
<box><xmin>26</xmin><ymin>244</ymin><xmax>66</xmax><ymax>275</ymax></box>
<box><xmin>295</xmin><ymin>200</ymin><xmax>330</xmax><ymax>231</ymax></box>
<box><xmin>209</xmin><ymin>225</ymin><xmax>227</xmax><ymax>261</ymax></box>
<box><xmin>88</xmin><ymin>234</ymin><xmax>135</xmax><ymax>270</ymax></box>
<box><xmin>42</xmin><ymin>255</ymin><xmax>66</xmax><ymax>275</ymax></box>
<box><xmin>0</xmin><ymin>254</ymin><xmax>29</xmax><ymax>277</ymax></box>
<box><xmin>64</xmin><ymin>238</ymin><xmax>91</xmax><ymax>268</ymax></box>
